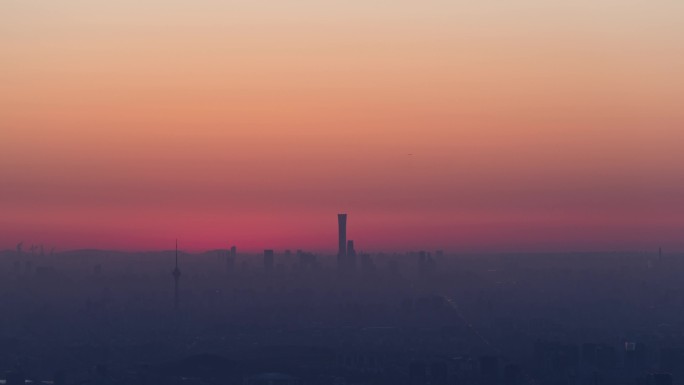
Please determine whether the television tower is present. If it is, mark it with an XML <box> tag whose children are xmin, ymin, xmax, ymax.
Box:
<box><xmin>172</xmin><ymin>240</ymin><xmax>181</xmax><ymax>310</ymax></box>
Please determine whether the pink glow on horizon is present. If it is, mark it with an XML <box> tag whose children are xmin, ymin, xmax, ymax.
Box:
<box><xmin>1</xmin><ymin>1</ymin><xmax>684</xmax><ymax>252</ymax></box>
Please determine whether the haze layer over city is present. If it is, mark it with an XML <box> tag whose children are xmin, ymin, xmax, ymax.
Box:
<box><xmin>2</xmin><ymin>215</ymin><xmax>684</xmax><ymax>384</ymax></box>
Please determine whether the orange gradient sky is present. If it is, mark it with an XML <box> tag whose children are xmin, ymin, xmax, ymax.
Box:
<box><xmin>2</xmin><ymin>1</ymin><xmax>684</xmax><ymax>252</ymax></box>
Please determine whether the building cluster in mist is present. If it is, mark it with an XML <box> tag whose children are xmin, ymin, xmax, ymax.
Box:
<box><xmin>0</xmin><ymin>214</ymin><xmax>682</xmax><ymax>385</ymax></box>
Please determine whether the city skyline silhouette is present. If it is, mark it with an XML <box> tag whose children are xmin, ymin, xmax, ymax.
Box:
<box><xmin>2</xmin><ymin>1</ymin><xmax>684</xmax><ymax>384</ymax></box>
<box><xmin>0</xmin><ymin>208</ymin><xmax>684</xmax><ymax>255</ymax></box>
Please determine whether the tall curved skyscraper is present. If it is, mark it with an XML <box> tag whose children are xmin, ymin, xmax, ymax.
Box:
<box><xmin>338</xmin><ymin>214</ymin><xmax>347</xmax><ymax>258</ymax></box>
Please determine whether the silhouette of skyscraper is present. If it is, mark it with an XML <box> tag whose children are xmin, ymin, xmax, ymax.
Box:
<box><xmin>172</xmin><ymin>240</ymin><xmax>181</xmax><ymax>310</ymax></box>
<box><xmin>338</xmin><ymin>213</ymin><xmax>347</xmax><ymax>270</ymax></box>
<box><xmin>263</xmin><ymin>249</ymin><xmax>274</xmax><ymax>271</ymax></box>
<box><xmin>338</xmin><ymin>214</ymin><xmax>347</xmax><ymax>256</ymax></box>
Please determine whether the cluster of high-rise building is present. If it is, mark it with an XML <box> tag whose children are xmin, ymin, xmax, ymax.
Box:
<box><xmin>172</xmin><ymin>214</ymin><xmax>362</xmax><ymax>309</ymax></box>
<box><xmin>4</xmin><ymin>229</ymin><xmax>684</xmax><ymax>385</ymax></box>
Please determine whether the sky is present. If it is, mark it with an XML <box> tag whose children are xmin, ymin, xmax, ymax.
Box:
<box><xmin>1</xmin><ymin>1</ymin><xmax>684</xmax><ymax>252</ymax></box>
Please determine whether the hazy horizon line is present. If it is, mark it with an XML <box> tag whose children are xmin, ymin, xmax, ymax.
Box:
<box><xmin>0</xmin><ymin>247</ymin><xmax>669</xmax><ymax>256</ymax></box>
